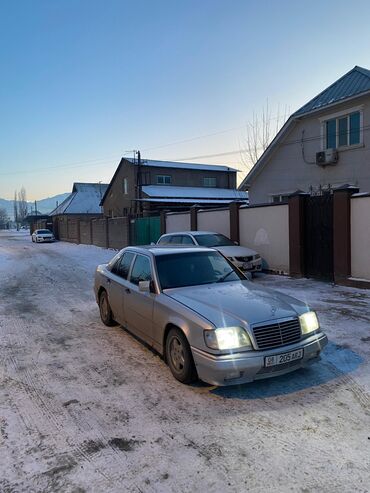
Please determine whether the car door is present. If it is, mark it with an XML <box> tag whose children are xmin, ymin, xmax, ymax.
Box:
<box><xmin>123</xmin><ymin>254</ymin><xmax>155</xmax><ymax>344</ymax></box>
<box><xmin>107</xmin><ymin>251</ymin><xmax>135</xmax><ymax>325</ymax></box>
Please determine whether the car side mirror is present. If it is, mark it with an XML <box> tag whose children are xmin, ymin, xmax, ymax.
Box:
<box><xmin>234</xmin><ymin>241</ymin><xmax>239</xmax><ymax>246</ymax></box>
<box><xmin>139</xmin><ymin>280</ymin><xmax>151</xmax><ymax>292</ymax></box>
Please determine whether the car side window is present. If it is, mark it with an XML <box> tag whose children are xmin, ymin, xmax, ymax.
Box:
<box><xmin>130</xmin><ymin>255</ymin><xmax>152</xmax><ymax>285</ymax></box>
<box><xmin>181</xmin><ymin>235</ymin><xmax>195</xmax><ymax>245</ymax></box>
<box><xmin>169</xmin><ymin>235</ymin><xmax>182</xmax><ymax>244</ymax></box>
<box><xmin>112</xmin><ymin>252</ymin><xmax>135</xmax><ymax>279</ymax></box>
<box><xmin>158</xmin><ymin>236</ymin><xmax>171</xmax><ymax>245</ymax></box>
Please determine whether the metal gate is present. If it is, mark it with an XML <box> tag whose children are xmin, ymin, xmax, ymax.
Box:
<box><xmin>303</xmin><ymin>194</ymin><xmax>334</xmax><ymax>281</ymax></box>
<box><xmin>130</xmin><ymin>216</ymin><xmax>161</xmax><ymax>245</ymax></box>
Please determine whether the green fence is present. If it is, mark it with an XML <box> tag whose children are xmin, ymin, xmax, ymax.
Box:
<box><xmin>130</xmin><ymin>216</ymin><xmax>161</xmax><ymax>245</ymax></box>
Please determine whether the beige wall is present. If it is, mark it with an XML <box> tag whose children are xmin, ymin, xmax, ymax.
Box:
<box><xmin>197</xmin><ymin>208</ymin><xmax>230</xmax><ymax>236</ymax></box>
<box><xmin>239</xmin><ymin>204</ymin><xmax>289</xmax><ymax>273</ymax></box>
<box><xmin>248</xmin><ymin>95</ymin><xmax>370</xmax><ymax>204</ymax></box>
<box><xmin>351</xmin><ymin>196</ymin><xmax>370</xmax><ymax>280</ymax></box>
<box><xmin>166</xmin><ymin>213</ymin><xmax>191</xmax><ymax>232</ymax></box>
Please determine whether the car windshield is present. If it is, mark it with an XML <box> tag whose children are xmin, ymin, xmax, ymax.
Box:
<box><xmin>156</xmin><ymin>251</ymin><xmax>245</xmax><ymax>289</ymax></box>
<box><xmin>37</xmin><ymin>230</ymin><xmax>52</xmax><ymax>234</ymax></box>
<box><xmin>195</xmin><ymin>234</ymin><xmax>234</xmax><ymax>247</ymax></box>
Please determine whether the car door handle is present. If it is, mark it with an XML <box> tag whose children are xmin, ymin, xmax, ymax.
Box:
<box><xmin>125</xmin><ymin>288</ymin><xmax>131</xmax><ymax>294</ymax></box>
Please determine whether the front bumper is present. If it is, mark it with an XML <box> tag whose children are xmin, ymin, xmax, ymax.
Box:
<box><xmin>233</xmin><ymin>258</ymin><xmax>262</xmax><ymax>272</ymax></box>
<box><xmin>191</xmin><ymin>332</ymin><xmax>328</xmax><ymax>386</ymax></box>
<box><xmin>36</xmin><ymin>237</ymin><xmax>54</xmax><ymax>242</ymax></box>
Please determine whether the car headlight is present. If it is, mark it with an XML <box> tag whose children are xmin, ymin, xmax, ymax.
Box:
<box><xmin>204</xmin><ymin>327</ymin><xmax>252</xmax><ymax>350</ymax></box>
<box><xmin>299</xmin><ymin>311</ymin><xmax>319</xmax><ymax>335</ymax></box>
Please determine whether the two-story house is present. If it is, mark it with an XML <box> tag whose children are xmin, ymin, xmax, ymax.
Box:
<box><xmin>101</xmin><ymin>157</ymin><xmax>247</xmax><ymax>217</ymax></box>
<box><xmin>240</xmin><ymin>66</ymin><xmax>370</xmax><ymax>203</ymax></box>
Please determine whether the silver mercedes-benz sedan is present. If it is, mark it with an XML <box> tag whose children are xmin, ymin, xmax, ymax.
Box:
<box><xmin>94</xmin><ymin>246</ymin><xmax>328</xmax><ymax>386</ymax></box>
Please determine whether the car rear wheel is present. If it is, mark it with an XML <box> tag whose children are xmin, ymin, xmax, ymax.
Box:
<box><xmin>165</xmin><ymin>328</ymin><xmax>197</xmax><ymax>384</ymax></box>
<box><xmin>99</xmin><ymin>290</ymin><xmax>116</xmax><ymax>327</ymax></box>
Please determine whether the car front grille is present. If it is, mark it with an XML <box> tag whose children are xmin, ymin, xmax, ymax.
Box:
<box><xmin>252</xmin><ymin>318</ymin><xmax>301</xmax><ymax>350</ymax></box>
<box><xmin>235</xmin><ymin>256</ymin><xmax>253</xmax><ymax>262</ymax></box>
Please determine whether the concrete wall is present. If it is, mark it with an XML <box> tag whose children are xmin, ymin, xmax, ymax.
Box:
<box><xmin>80</xmin><ymin>220</ymin><xmax>92</xmax><ymax>245</ymax></box>
<box><xmin>351</xmin><ymin>195</ymin><xmax>370</xmax><ymax>280</ymax></box>
<box><xmin>247</xmin><ymin>95</ymin><xmax>370</xmax><ymax>204</ymax></box>
<box><xmin>166</xmin><ymin>212</ymin><xmax>191</xmax><ymax>232</ymax></box>
<box><xmin>239</xmin><ymin>204</ymin><xmax>289</xmax><ymax>273</ymax></box>
<box><xmin>91</xmin><ymin>219</ymin><xmax>107</xmax><ymax>248</ymax></box>
<box><xmin>197</xmin><ymin>208</ymin><xmax>230</xmax><ymax>236</ymax></box>
<box><xmin>108</xmin><ymin>217</ymin><xmax>129</xmax><ymax>250</ymax></box>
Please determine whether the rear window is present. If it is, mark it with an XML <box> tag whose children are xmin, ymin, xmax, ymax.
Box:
<box><xmin>195</xmin><ymin>234</ymin><xmax>234</xmax><ymax>247</ymax></box>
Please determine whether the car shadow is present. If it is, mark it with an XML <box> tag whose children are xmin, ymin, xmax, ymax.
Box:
<box><xmin>195</xmin><ymin>342</ymin><xmax>363</xmax><ymax>400</ymax></box>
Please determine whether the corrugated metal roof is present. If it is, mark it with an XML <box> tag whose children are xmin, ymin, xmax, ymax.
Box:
<box><xmin>50</xmin><ymin>183</ymin><xmax>108</xmax><ymax>215</ymax></box>
<box><xmin>141</xmin><ymin>185</ymin><xmax>247</xmax><ymax>200</ymax></box>
<box><xmin>294</xmin><ymin>66</ymin><xmax>370</xmax><ymax>116</ymax></box>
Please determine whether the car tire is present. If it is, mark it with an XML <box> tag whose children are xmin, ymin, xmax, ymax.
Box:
<box><xmin>99</xmin><ymin>290</ymin><xmax>116</xmax><ymax>327</ymax></box>
<box><xmin>165</xmin><ymin>328</ymin><xmax>197</xmax><ymax>384</ymax></box>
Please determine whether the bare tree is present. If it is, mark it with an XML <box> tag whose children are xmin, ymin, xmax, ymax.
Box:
<box><xmin>240</xmin><ymin>101</ymin><xmax>289</xmax><ymax>178</ymax></box>
<box><xmin>17</xmin><ymin>187</ymin><xmax>28</xmax><ymax>223</ymax></box>
<box><xmin>13</xmin><ymin>190</ymin><xmax>19</xmax><ymax>229</ymax></box>
<box><xmin>0</xmin><ymin>207</ymin><xmax>9</xmax><ymax>229</ymax></box>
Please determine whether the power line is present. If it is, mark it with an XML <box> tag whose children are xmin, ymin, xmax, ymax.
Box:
<box><xmin>2</xmin><ymin>117</ymin><xmax>369</xmax><ymax>177</ymax></box>
<box><xmin>0</xmin><ymin>113</ymin><xmax>287</xmax><ymax>176</ymax></box>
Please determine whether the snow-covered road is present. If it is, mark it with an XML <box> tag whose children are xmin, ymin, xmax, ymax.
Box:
<box><xmin>0</xmin><ymin>230</ymin><xmax>369</xmax><ymax>493</ymax></box>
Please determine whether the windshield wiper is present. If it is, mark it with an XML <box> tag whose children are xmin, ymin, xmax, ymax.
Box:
<box><xmin>216</xmin><ymin>270</ymin><xmax>234</xmax><ymax>283</ymax></box>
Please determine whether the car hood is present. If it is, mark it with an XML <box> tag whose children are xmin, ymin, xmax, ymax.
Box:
<box><xmin>165</xmin><ymin>281</ymin><xmax>309</xmax><ymax>328</ymax></box>
<box><xmin>213</xmin><ymin>245</ymin><xmax>257</xmax><ymax>257</ymax></box>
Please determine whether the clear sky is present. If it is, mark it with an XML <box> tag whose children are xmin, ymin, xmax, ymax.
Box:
<box><xmin>1</xmin><ymin>0</ymin><xmax>370</xmax><ymax>200</ymax></box>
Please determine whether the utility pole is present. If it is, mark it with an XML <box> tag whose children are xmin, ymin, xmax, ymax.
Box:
<box><xmin>136</xmin><ymin>150</ymin><xmax>142</xmax><ymax>216</ymax></box>
<box><xmin>98</xmin><ymin>181</ymin><xmax>103</xmax><ymax>213</ymax></box>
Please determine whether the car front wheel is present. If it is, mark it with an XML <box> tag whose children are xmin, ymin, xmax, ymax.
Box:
<box><xmin>99</xmin><ymin>290</ymin><xmax>116</xmax><ymax>327</ymax></box>
<box><xmin>165</xmin><ymin>328</ymin><xmax>197</xmax><ymax>384</ymax></box>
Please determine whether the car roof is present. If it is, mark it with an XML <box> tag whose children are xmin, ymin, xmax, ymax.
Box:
<box><xmin>161</xmin><ymin>231</ymin><xmax>223</xmax><ymax>236</ymax></box>
<box><xmin>124</xmin><ymin>245</ymin><xmax>215</xmax><ymax>256</ymax></box>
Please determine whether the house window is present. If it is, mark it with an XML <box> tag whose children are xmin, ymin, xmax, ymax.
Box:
<box><xmin>203</xmin><ymin>177</ymin><xmax>216</xmax><ymax>187</ymax></box>
<box><xmin>123</xmin><ymin>178</ymin><xmax>128</xmax><ymax>194</ymax></box>
<box><xmin>325</xmin><ymin>111</ymin><xmax>361</xmax><ymax>149</ymax></box>
<box><xmin>272</xmin><ymin>194</ymin><xmax>290</xmax><ymax>203</ymax></box>
<box><xmin>156</xmin><ymin>175</ymin><xmax>171</xmax><ymax>185</ymax></box>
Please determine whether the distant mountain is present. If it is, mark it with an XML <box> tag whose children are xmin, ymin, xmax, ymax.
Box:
<box><xmin>0</xmin><ymin>192</ymin><xmax>69</xmax><ymax>219</ymax></box>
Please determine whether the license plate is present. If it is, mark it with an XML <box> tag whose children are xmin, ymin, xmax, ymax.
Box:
<box><xmin>264</xmin><ymin>348</ymin><xmax>304</xmax><ymax>367</ymax></box>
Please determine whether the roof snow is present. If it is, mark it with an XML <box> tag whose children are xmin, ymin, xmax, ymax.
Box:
<box><xmin>50</xmin><ymin>183</ymin><xmax>109</xmax><ymax>215</ymax></box>
<box><xmin>126</xmin><ymin>158</ymin><xmax>237</xmax><ymax>173</ymax></box>
<box><xmin>141</xmin><ymin>185</ymin><xmax>247</xmax><ymax>200</ymax></box>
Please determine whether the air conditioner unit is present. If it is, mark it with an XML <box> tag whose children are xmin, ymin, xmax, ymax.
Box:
<box><xmin>316</xmin><ymin>149</ymin><xmax>338</xmax><ymax>166</ymax></box>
